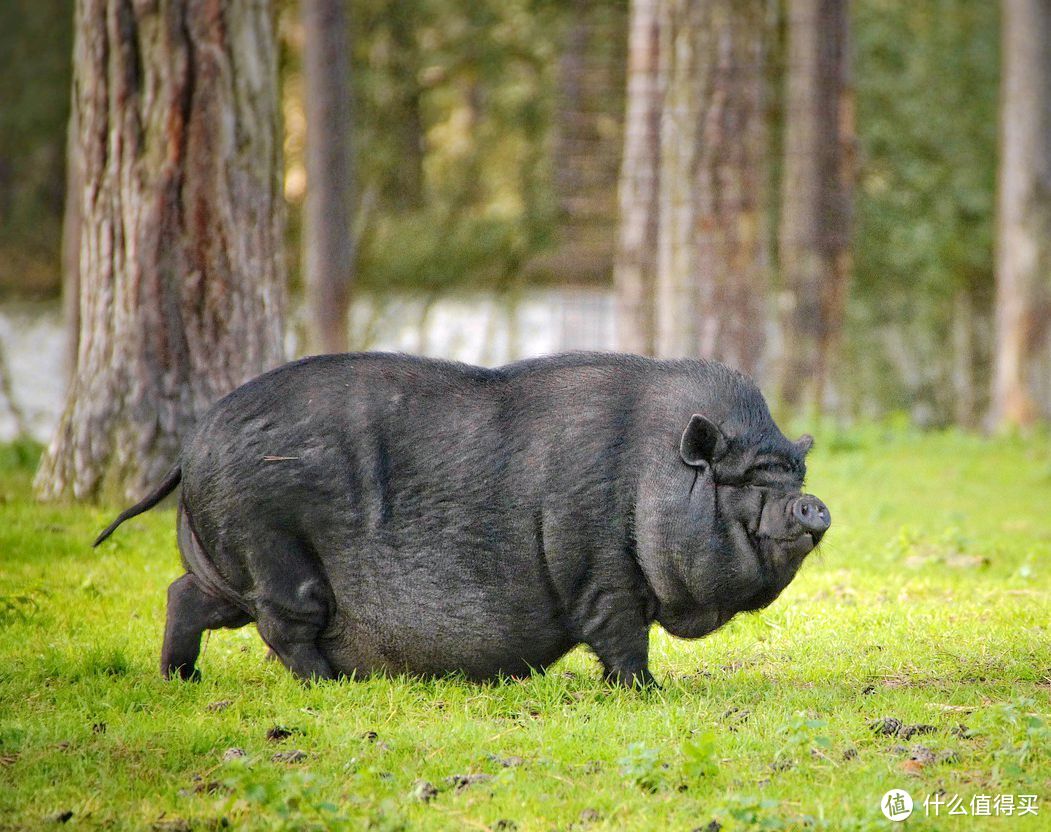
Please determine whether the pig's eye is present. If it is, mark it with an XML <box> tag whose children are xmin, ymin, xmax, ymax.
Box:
<box><xmin>747</xmin><ymin>461</ymin><xmax>805</xmax><ymax>486</ymax></box>
<box><xmin>749</xmin><ymin>462</ymin><xmax>792</xmax><ymax>477</ymax></box>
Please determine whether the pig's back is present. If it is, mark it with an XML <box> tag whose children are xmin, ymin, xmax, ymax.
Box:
<box><xmin>182</xmin><ymin>351</ymin><xmax>665</xmax><ymax>541</ymax></box>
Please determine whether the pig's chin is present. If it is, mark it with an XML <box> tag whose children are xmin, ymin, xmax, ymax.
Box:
<box><xmin>751</xmin><ymin>535</ymin><xmax>814</xmax><ymax>595</ymax></box>
<box><xmin>776</xmin><ymin>532</ymin><xmax>818</xmax><ymax>562</ymax></box>
<box><xmin>656</xmin><ymin>605</ymin><xmax>732</xmax><ymax>639</ymax></box>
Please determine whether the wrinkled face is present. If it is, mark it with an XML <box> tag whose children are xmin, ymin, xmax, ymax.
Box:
<box><xmin>649</xmin><ymin>414</ymin><xmax>830</xmax><ymax>638</ymax></box>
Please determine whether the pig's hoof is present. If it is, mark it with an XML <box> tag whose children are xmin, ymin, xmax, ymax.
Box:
<box><xmin>295</xmin><ymin>668</ymin><xmax>341</xmax><ymax>686</ymax></box>
<box><xmin>633</xmin><ymin>671</ymin><xmax>660</xmax><ymax>690</ymax></box>
<box><xmin>606</xmin><ymin>668</ymin><xmax>659</xmax><ymax>690</ymax></box>
<box><xmin>163</xmin><ymin>664</ymin><xmax>202</xmax><ymax>682</ymax></box>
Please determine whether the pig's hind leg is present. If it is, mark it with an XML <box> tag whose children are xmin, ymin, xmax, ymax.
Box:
<box><xmin>162</xmin><ymin>573</ymin><xmax>251</xmax><ymax>680</ymax></box>
<box><xmin>248</xmin><ymin>531</ymin><xmax>339</xmax><ymax>682</ymax></box>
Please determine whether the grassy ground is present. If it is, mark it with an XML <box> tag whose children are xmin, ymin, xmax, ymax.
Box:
<box><xmin>1</xmin><ymin>428</ymin><xmax>1049</xmax><ymax>831</ymax></box>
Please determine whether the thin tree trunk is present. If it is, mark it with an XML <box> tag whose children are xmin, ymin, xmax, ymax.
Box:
<box><xmin>655</xmin><ymin>0</ymin><xmax>771</xmax><ymax>375</ymax></box>
<box><xmin>35</xmin><ymin>0</ymin><xmax>286</xmax><ymax>502</ymax></box>
<box><xmin>61</xmin><ymin>100</ymin><xmax>81</xmax><ymax>379</ymax></box>
<box><xmin>993</xmin><ymin>0</ymin><xmax>1051</xmax><ymax>428</ymax></box>
<box><xmin>302</xmin><ymin>0</ymin><xmax>353</xmax><ymax>354</ymax></box>
<box><xmin>777</xmin><ymin>0</ymin><xmax>853</xmax><ymax>412</ymax></box>
<box><xmin>614</xmin><ymin>0</ymin><xmax>662</xmax><ymax>355</ymax></box>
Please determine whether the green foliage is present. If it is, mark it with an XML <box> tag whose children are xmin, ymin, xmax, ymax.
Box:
<box><xmin>0</xmin><ymin>436</ymin><xmax>41</xmax><ymax>475</ymax></box>
<box><xmin>0</xmin><ymin>592</ymin><xmax>39</xmax><ymax>626</ymax></box>
<box><xmin>974</xmin><ymin>698</ymin><xmax>1051</xmax><ymax>786</ymax></box>
<box><xmin>220</xmin><ymin>762</ymin><xmax>356</xmax><ymax>831</ymax></box>
<box><xmin>775</xmin><ymin>713</ymin><xmax>832</xmax><ymax>763</ymax></box>
<box><xmin>680</xmin><ymin>730</ymin><xmax>718</xmax><ymax>780</ymax></box>
<box><xmin>83</xmin><ymin>645</ymin><xmax>132</xmax><ymax>678</ymax></box>
<box><xmin>358</xmin><ymin>212</ymin><xmax>534</xmax><ymax>293</ymax></box>
<box><xmin>617</xmin><ymin>742</ymin><xmax>664</xmax><ymax>792</ymax></box>
<box><xmin>717</xmin><ymin>794</ymin><xmax>787</xmax><ymax>831</ymax></box>
<box><xmin>848</xmin><ymin>0</ymin><xmax>999</xmax><ymax>421</ymax></box>
<box><xmin>854</xmin><ymin>0</ymin><xmax>998</xmax><ymax>299</ymax></box>
<box><xmin>0</xmin><ymin>0</ymin><xmax>72</xmax><ymax>295</ymax></box>
<box><xmin>285</xmin><ymin>0</ymin><xmax>598</xmax><ymax>294</ymax></box>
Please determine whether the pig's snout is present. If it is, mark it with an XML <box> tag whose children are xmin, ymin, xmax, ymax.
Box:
<box><xmin>792</xmin><ymin>495</ymin><xmax>830</xmax><ymax>535</ymax></box>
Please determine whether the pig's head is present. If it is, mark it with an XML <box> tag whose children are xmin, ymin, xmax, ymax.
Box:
<box><xmin>636</xmin><ymin>395</ymin><xmax>829</xmax><ymax>639</ymax></box>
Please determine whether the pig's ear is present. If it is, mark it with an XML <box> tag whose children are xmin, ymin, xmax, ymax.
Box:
<box><xmin>795</xmin><ymin>434</ymin><xmax>814</xmax><ymax>455</ymax></box>
<box><xmin>680</xmin><ymin>414</ymin><xmax>727</xmax><ymax>467</ymax></box>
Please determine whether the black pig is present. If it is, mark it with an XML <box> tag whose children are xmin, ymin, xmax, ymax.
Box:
<box><xmin>95</xmin><ymin>352</ymin><xmax>830</xmax><ymax>686</ymax></box>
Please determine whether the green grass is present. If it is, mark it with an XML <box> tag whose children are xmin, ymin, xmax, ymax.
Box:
<box><xmin>1</xmin><ymin>429</ymin><xmax>1049</xmax><ymax>830</ymax></box>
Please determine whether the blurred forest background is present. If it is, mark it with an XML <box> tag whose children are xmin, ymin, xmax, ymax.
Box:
<box><xmin>0</xmin><ymin>0</ymin><xmax>1047</xmax><ymax>500</ymax></box>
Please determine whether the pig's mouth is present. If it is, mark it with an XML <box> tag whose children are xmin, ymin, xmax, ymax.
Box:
<box><xmin>802</xmin><ymin>526</ymin><xmax>829</xmax><ymax>549</ymax></box>
<box><xmin>745</xmin><ymin>522</ymin><xmax>821</xmax><ymax>566</ymax></box>
<box><xmin>777</xmin><ymin>529</ymin><xmax>822</xmax><ymax>560</ymax></box>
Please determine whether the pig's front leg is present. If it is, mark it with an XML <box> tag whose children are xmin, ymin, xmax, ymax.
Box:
<box><xmin>577</xmin><ymin>597</ymin><xmax>658</xmax><ymax>689</ymax></box>
<box><xmin>541</xmin><ymin>505</ymin><xmax>658</xmax><ymax>688</ymax></box>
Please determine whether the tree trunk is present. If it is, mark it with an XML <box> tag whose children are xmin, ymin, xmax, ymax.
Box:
<box><xmin>654</xmin><ymin>0</ymin><xmax>772</xmax><ymax>376</ymax></box>
<box><xmin>302</xmin><ymin>0</ymin><xmax>353</xmax><ymax>355</ymax></box>
<box><xmin>993</xmin><ymin>0</ymin><xmax>1051</xmax><ymax>428</ymax></box>
<box><xmin>35</xmin><ymin>0</ymin><xmax>286</xmax><ymax>502</ymax></box>
<box><xmin>614</xmin><ymin>0</ymin><xmax>662</xmax><ymax>355</ymax></box>
<box><xmin>777</xmin><ymin>0</ymin><xmax>853</xmax><ymax>412</ymax></box>
<box><xmin>61</xmin><ymin>97</ymin><xmax>81</xmax><ymax>379</ymax></box>
<box><xmin>653</xmin><ymin>0</ymin><xmax>699</xmax><ymax>358</ymax></box>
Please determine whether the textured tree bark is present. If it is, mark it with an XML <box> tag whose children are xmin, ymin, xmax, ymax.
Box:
<box><xmin>654</xmin><ymin>0</ymin><xmax>701</xmax><ymax>359</ymax></box>
<box><xmin>993</xmin><ymin>0</ymin><xmax>1051</xmax><ymax>428</ymax></box>
<box><xmin>654</xmin><ymin>0</ymin><xmax>771</xmax><ymax>376</ymax></box>
<box><xmin>302</xmin><ymin>0</ymin><xmax>353</xmax><ymax>355</ymax></box>
<box><xmin>61</xmin><ymin>100</ymin><xmax>81</xmax><ymax>379</ymax></box>
<box><xmin>35</xmin><ymin>0</ymin><xmax>286</xmax><ymax>502</ymax></box>
<box><xmin>614</xmin><ymin>0</ymin><xmax>662</xmax><ymax>355</ymax></box>
<box><xmin>777</xmin><ymin>0</ymin><xmax>853</xmax><ymax>412</ymax></box>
